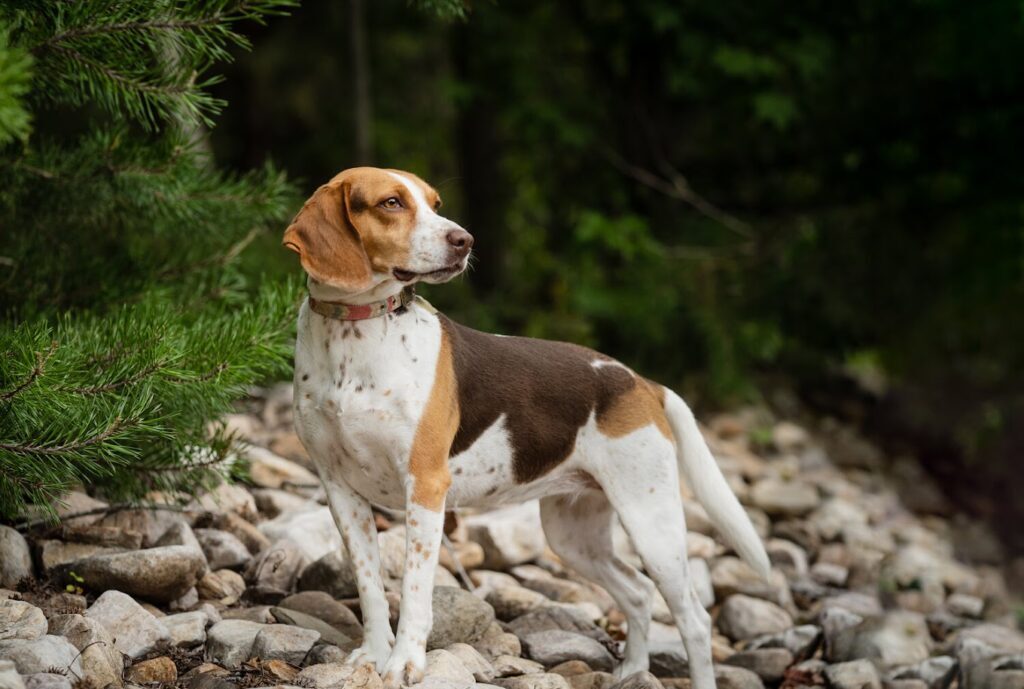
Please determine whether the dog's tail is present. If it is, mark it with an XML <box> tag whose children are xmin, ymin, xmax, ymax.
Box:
<box><xmin>663</xmin><ymin>388</ymin><xmax>771</xmax><ymax>579</ymax></box>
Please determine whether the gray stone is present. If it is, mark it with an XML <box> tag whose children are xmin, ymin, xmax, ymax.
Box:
<box><xmin>492</xmin><ymin>656</ymin><xmax>543</xmax><ymax>678</ymax></box>
<box><xmin>823</xmin><ymin>659</ymin><xmax>881</xmax><ymax>689</ymax></box>
<box><xmin>0</xmin><ymin>636</ymin><xmax>82</xmax><ymax>678</ymax></box>
<box><xmin>507</xmin><ymin>607</ymin><xmax>610</xmax><ymax>645</ymax></box>
<box><xmin>464</xmin><ymin>503</ymin><xmax>546</xmax><ymax>570</ymax></box>
<box><xmin>606</xmin><ymin>673</ymin><xmax>660</xmax><ymax>689</ymax></box>
<box><xmin>428</xmin><ymin>587</ymin><xmax>497</xmax><ymax>650</ymax></box>
<box><xmin>887</xmin><ymin>655</ymin><xmax>956</xmax><ymax>689</ymax></box>
<box><xmin>648</xmin><ymin>642</ymin><xmax>688</xmax><ymax>678</ymax></box>
<box><xmin>0</xmin><ymin>527</ymin><xmax>32</xmax><ymax>589</ymax></box>
<box><xmin>0</xmin><ymin>601</ymin><xmax>46</xmax><ymax>642</ymax></box>
<box><xmin>494</xmin><ymin>674</ymin><xmax>571</xmax><ymax>689</ymax></box>
<box><xmin>820</xmin><ymin>607</ymin><xmax>864</xmax><ymax>662</ymax></box>
<box><xmin>750</xmin><ymin>479</ymin><xmax>819</xmax><ymax>517</ymax></box>
<box><xmin>765</xmin><ymin>539</ymin><xmax>809</xmax><ymax>577</ymax></box>
<box><xmin>204</xmin><ymin>619</ymin><xmax>266</xmax><ymax>669</ymax></box>
<box><xmin>845</xmin><ymin>611</ymin><xmax>933</xmax><ymax>668</ymax></box>
<box><xmin>22</xmin><ymin>674</ymin><xmax>71</xmax><ymax>689</ymax></box>
<box><xmin>689</xmin><ymin>559</ymin><xmax>715</xmax><ymax>610</ymax></box>
<box><xmin>278</xmin><ymin>591</ymin><xmax>363</xmax><ymax>640</ymax></box>
<box><xmin>63</xmin><ymin>545</ymin><xmax>206</xmax><ymax>603</ymax></box>
<box><xmin>84</xmin><ymin>590</ymin><xmax>170</xmax><ymax>659</ymax></box>
<box><xmin>47</xmin><ymin>614</ymin><xmax>123</xmax><ymax>688</ymax></box>
<box><xmin>197</xmin><ymin>569</ymin><xmax>247</xmax><ymax>603</ymax></box>
<box><xmin>296</xmin><ymin>663</ymin><xmax>360</xmax><ymax>689</ymax></box>
<box><xmin>747</xmin><ymin>624</ymin><xmax>822</xmax><ymax>662</ymax></box>
<box><xmin>521</xmin><ymin>631</ymin><xmax>613</xmax><ymax>672</ymax></box>
<box><xmin>710</xmin><ymin>557</ymin><xmax>792</xmax><ymax>609</ymax></box>
<box><xmin>0</xmin><ymin>659</ymin><xmax>24</xmax><ymax>689</ymax></box>
<box><xmin>946</xmin><ymin>594</ymin><xmax>984</xmax><ymax>619</ymax></box>
<box><xmin>95</xmin><ymin>508</ymin><xmax>184</xmax><ymax>547</ymax></box>
<box><xmin>712</xmin><ymin>665</ymin><xmax>765</xmax><ymax>689</ymax></box>
<box><xmin>36</xmin><ymin>541</ymin><xmax>124</xmax><ymax>576</ymax></box>
<box><xmin>723</xmin><ymin>648</ymin><xmax>792</xmax><ymax>684</ymax></box>
<box><xmin>425</xmin><ymin>649</ymin><xmax>475</xmax><ymax>687</ymax></box>
<box><xmin>195</xmin><ymin>529</ymin><xmax>252</xmax><ymax>570</ymax></box>
<box><xmin>163</xmin><ymin>611</ymin><xmax>209</xmax><ymax>648</ymax></box>
<box><xmin>244</xmin><ymin>541</ymin><xmax>309</xmax><ymax>593</ymax></box>
<box><xmin>564</xmin><ymin>671</ymin><xmax>613</xmax><ymax>689</ymax></box>
<box><xmin>717</xmin><ymin>595</ymin><xmax>793</xmax><ymax>642</ymax></box>
<box><xmin>486</xmin><ymin>586</ymin><xmax>551</xmax><ymax>622</ymax></box>
<box><xmin>251</xmin><ymin>624</ymin><xmax>321</xmax><ymax>665</ymax></box>
<box><xmin>471</xmin><ymin>623</ymin><xmax>522</xmax><ymax>661</ymax></box>
<box><xmin>270</xmin><ymin>607</ymin><xmax>355</xmax><ymax>648</ymax></box>
<box><xmin>307</xmin><ymin>644</ymin><xmax>348</xmax><ymax>666</ymax></box>
<box><xmin>446</xmin><ymin>644</ymin><xmax>496</xmax><ymax>682</ymax></box>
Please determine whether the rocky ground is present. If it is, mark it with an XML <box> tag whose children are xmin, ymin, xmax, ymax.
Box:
<box><xmin>1</xmin><ymin>383</ymin><xmax>1022</xmax><ymax>689</ymax></box>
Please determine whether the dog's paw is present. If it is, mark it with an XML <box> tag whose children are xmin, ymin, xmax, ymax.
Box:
<box><xmin>345</xmin><ymin>639</ymin><xmax>392</xmax><ymax>673</ymax></box>
<box><xmin>381</xmin><ymin>644</ymin><xmax>426</xmax><ymax>689</ymax></box>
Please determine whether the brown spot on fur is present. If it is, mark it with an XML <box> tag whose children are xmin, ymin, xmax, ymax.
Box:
<box><xmin>441</xmin><ymin>317</ymin><xmax>670</xmax><ymax>483</ymax></box>
<box><xmin>408</xmin><ymin>329</ymin><xmax>459</xmax><ymax>511</ymax></box>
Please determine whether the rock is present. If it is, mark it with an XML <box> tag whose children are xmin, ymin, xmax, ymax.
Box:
<box><xmin>689</xmin><ymin>559</ymin><xmax>715</xmax><ymax>609</ymax></box>
<box><xmin>750</xmin><ymin>479</ymin><xmax>819</xmax><ymax>517</ymax></box>
<box><xmin>845</xmin><ymin>611</ymin><xmax>933</xmax><ymax>668</ymax></box>
<box><xmin>607</xmin><ymin>672</ymin><xmax>661</xmax><ymax>689</ymax></box>
<box><xmin>164</xmin><ymin>611</ymin><xmax>209</xmax><ymax>647</ymax></box>
<box><xmin>22</xmin><ymin>674</ymin><xmax>70</xmax><ymax>689</ymax></box>
<box><xmin>126</xmin><ymin>657</ymin><xmax>177</xmax><ymax>684</ymax></box>
<box><xmin>47</xmin><ymin>614</ymin><xmax>123</xmax><ymax>688</ymax></box>
<box><xmin>470</xmin><ymin>571</ymin><xmax>522</xmax><ymax>597</ymax></box>
<box><xmin>0</xmin><ymin>527</ymin><xmax>32</xmax><ymax>588</ymax></box>
<box><xmin>0</xmin><ymin>636</ymin><xmax>82</xmax><ymax>677</ymax></box>
<box><xmin>307</xmin><ymin>644</ymin><xmax>348</xmax><ymax>666</ymax></box>
<box><xmin>648</xmin><ymin>642</ymin><xmax>689</xmax><ymax>677</ymax></box>
<box><xmin>262</xmin><ymin>507</ymin><xmax>343</xmax><ymax>563</ymax></box>
<box><xmin>747</xmin><ymin>625</ymin><xmax>822</xmax><ymax>662</ymax></box>
<box><xmin>464</xmin><ymin>503</ymin><xmax>546</xmax><ymax>570</ymax></box>
<box><xmin>205</xmin><ymin>620</ymin><xmax>266</xmax><ymax>669</ymax></box>
<box><xmin>251</xmin><ymin>624</ymin><xmax>321</xmax><ymax>665</ymax></box>
<box><xmin>252</xmin><ymin>488</ymin><xmax>317</xmax><ymax>519</ymax></box>
<box><xmin>440</xmin><ymin>540</ymin><xmax>486</xmax><ymax>574</ymax></box>
<box><xmin>36</xmin><ymin>541</ymin><xmax>125</xmax><ymax>576</ymax></box>
<box><xmin>564</xmin><ymin>672</ymin><xmax>613</xmax><ymax>689</ymax></box>
<box><xmin>223</xmin><ymin>606</ymin><xmax>275</xmax><ymax>623</ymax></box>
<box><xmin>487</xmin><ymin>587</ymin><xmax>551</xmax><ymax>621</ymax></box>
<box><xmin>170</xmin><ymin>586</ymin><xmax>200</xmax><ymax>611</ymax></box>
<box><xmin>507</xmin><ymin>607</ymin><xmax>610</xmax><ymax>645</ymax></box>
<box><xmin>521</xmin><ymin>631</ymin><xmax>614</xmax><ymax>672</ymax></box>
<box><xmin>198</xmin><ymin>569</ymin><xmax>247</xmax><ymax>604</ymax></box>
<box><xmin>204</xmin><ymin>512</ymin><xmax>272</xmax><ymax>555</ymax></box>
<box><xmin>765</xmin><ymin>539</ymin><xmax>809</xmax><ymax>577</ymax></box>
<box><xmin>296</xmin><ymin>527</ymin><xmax>406</xmax><ymax>598</ymax></box>
<box><xmin>270</xmin><ymin>607</ymin><xmax>355</xmax><ymax>648</ymax></box>
<box><xmin>723</xmin><ymin>648</ymin><xmax>793</xmax><ymax>684</ymax></box>
<box><xmin>424</xmin><ymin>649</ymin><xmax>476</xmax><ymax>687</ymax></box>
<box><xmin>0</xmin><ymin>601</ymin><xmax>46</xmax><ymax>642</ymax></box>
<box><xmin>297</xmin><ymin>663</ymin><xmax>382</xmax><ymax>689</ymax></box>
<box><xmin>811</xmin><ymin>562</ymin><xmax>849</xmax><ymax>587</ymax></box>
<box><xmin>955</xmin><ymin>624</ymin><xmax>1024</xmax><ymax>654</ymax></box>
<box><xmin>187</xmin><ymin>482</ymin><xmax>259</xmax><ymax>522</ymax></box>
<box><xmin>823</xmin><ymin>659</ymin><xmax>881</xmax><ymax>689</ymax></box>
<box><xmin>946</xmin><ymin>593</ymin><xmax>984</xmax><ymax>619</ymax></box>
<box><xmin>717</xmin><ymin>595</ymin><xmax>793</xmax><ymax>641</ymax></box>
<box><xmin>95</xmin><ymin>508</ymin><xmax>183</xmax><ymax>547</ymax></box>
<box><xmin>278</xmin><ymin>592</ymin><xmax>362</xmax><ymax>640</ymax></box>
<box><xmin>712</xmin><ymin>665</ymin><xmax>765</xmax><ymax>689</ymax></box>
<box><xmin>195</xmin><ymin>529</ymin><xmax>252</xmax><ymax>570</ymax></box>
<box><xmin>820</xmin><ymin>608</ymin><xmax>865</xmax><ymax>663</ymax></box>
<box><xmin>243</xmin><ymin>445</ymin><xmax>318</xmax><ymax>489</ymax></box>
<box><xmin>494</xmin><ymin>674</ymin><xmax>571</xmax><ymax>689</ymax></box>
<box><xmin>244</xmin><ymin>541</ymin><xmax>309</xmax><ymax>593</ymax></box>
<box><xmin>446</xmin><ymin>644</ymin><xmax>496</xmax><ymax>682</ymax></box>
<box><xmin>84</xmin><ymin>590</ymin><xmax>170</xmax><ymax>659</ymax></box>
<box><xmin>428</xmin><ymin>587</ymin><xmax>497</xmax><ymax>650</ymax></box>
<box><xmin>63</xmin><ymin>545</ymin><xmax>206</xmax><ymax>603</ymax></box>
<box><xmin>493</xmin><ymin>656</ymin><xmax>544</xmax><ymax>678</ymax></box>
<box><xmin>261</xmin><ymin>658</ymin><xmax>300</xmax><ymax>683</ymax></box>
<box><xmin>772</xmin><ymin>422</ymin><xmax>810</xmax><ymax>453</ymax></box>
<box><xmin>56</xmin><ymin>492</ymin><xmax>109</xmax><ymax>527</ymax></box>
<box><xmin>0</xmin><ymin>660</ymin><xmax>23</xmax><ymax>689</ymax></box>
<box><xmin>511</xmin><ymin>567</ymin><xmax>613</xmax><ymax>613</ymax></box>
<box><xmin>472</xmin><ymin>623</ymin><xmax>522</xmax><ymax>661</ymax></box>
<box><xmin>886</xmin><ymin>656</ymin><xmax>956</xmax><ymax>689</ymax></box>
<box><xmin>710</xmin><ymin>557</ymin><xmax>792</xmax><ymax>609</ymax></box>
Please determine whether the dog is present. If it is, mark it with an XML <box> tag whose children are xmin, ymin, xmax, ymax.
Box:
<box><xmin>285</xmin><ymin>167</ymin><xmax>770</xmax><ymax>689</ymax></box>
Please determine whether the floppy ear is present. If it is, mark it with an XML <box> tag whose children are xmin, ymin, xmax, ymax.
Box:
<box><xmin>283</xmin><ymin>182</ymin><xmax>372</xmax><ymax>291</ymax></box>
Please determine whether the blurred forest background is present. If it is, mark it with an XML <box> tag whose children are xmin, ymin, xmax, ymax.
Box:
<box><xmin>2</xmin><ymin>1</ymin><xmax>1022</xmax><ymax>553</ymax></box>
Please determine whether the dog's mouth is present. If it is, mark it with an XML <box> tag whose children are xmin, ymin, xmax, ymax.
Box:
<box><xmin>392</xmin><ymin>262</ymin><xmax>466</xmax><ymax>284</ymax></box>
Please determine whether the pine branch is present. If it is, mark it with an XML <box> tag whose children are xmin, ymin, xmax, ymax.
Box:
<box><xmin>0</xmin><ymin>417</ymin><xmax>133</xmax><ymax>456</ymax></box>
<box><xmin>0</xmin><ymin>340</ymin><xmax>56</xmax><ymax>402</ymax></box>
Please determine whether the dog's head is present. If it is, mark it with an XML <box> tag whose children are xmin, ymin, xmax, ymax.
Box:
<box><xmin>283</xmin><ymin>167</ymin><xmax>473</xmax><ymax>293</ymax></box>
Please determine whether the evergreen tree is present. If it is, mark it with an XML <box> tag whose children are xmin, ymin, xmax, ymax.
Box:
<box><xmin>0</xmin><ymin>0</ymin><xmax>299</xmax><ymax>520</ymax></box>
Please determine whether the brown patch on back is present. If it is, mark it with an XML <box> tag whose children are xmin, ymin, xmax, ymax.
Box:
<box><xmin>440</xmin><ymin>317</ymin><xmax>672</xmax><ymax>483</ymax></box>
<box><xmin>408</xmin><ymin>328</ymin><xmax>459</xmax><ymax>511</ymax></box>
<box><xmin>597</xmin><ymin>377</ymin><xmax>672</xmax><ymax>440</ymax></box>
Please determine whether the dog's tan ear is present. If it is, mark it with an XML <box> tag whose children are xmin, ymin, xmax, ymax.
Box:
<box><xmin>283</xmin><ymin>183</ymin><xmax>372</xmax><ymax>291</ymax></box>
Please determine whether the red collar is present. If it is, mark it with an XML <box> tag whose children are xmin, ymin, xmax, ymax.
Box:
<box><xmin>308</xmin><ymin>287</ymin><xmax>416</xmax><ymax>321</ymax></box>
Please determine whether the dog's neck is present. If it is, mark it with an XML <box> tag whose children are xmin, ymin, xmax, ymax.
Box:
<box><xmin>307</xmin><ymin>277</ymin><xmax>407</xmax><ymax>306</ymax></box>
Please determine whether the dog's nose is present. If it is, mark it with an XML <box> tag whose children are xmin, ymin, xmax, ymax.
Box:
<box><xmin>446</xmin><ymin>229</ymin><xmax>474</xmax><ymax>257</ymax></box>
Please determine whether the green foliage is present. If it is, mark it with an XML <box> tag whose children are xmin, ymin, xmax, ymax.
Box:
<box><xmin>0</xmin><ymin>0</ymin><xmax>299</xmax><ymax>521</ymax></box>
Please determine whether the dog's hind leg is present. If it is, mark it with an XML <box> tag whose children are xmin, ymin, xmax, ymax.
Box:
<box><xmin>540</xmin><ymin>492</ymin><xmax>655</xmax><ymax>677</ymax></box>
<box><xmin>595</xmin><ymin>438</ymin><xmax>716</xmax><ymax>689</ymax></box>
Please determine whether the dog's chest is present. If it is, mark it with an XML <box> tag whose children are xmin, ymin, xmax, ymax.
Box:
<box><xmin>293</xmin><ymin>302</ymin><xmax>441</xmax><ymax>508</ymax></box>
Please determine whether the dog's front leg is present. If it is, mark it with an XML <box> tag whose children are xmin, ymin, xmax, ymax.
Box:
<box><xmin>322</xmin><ymin>476</ymin><xmax>395</xmax><ymax>670</ymax></box>
<box><xmin>381</xmin><ymin>474</ymin><xmax>450</xmax><ymax>689</ymax></box>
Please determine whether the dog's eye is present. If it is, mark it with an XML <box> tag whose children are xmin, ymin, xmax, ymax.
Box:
<box><xmin>380</xmin><ymin>197</ymin><xmax>402</xmax><ymax>210</ymax></box>
<box><xmin>434</xmin><ymin>200</ymin><xmax>442</xmax><ymax>211</ymax></box>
